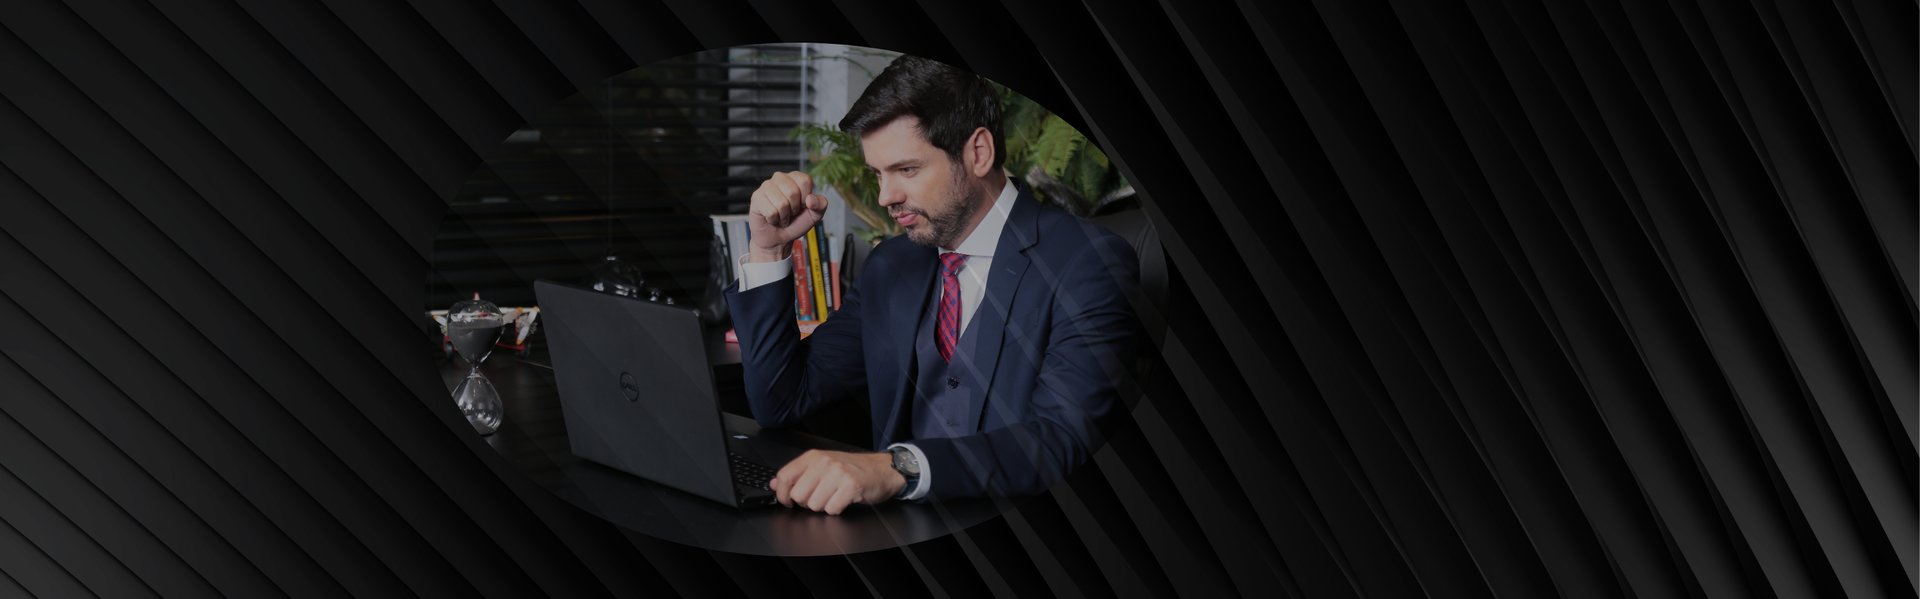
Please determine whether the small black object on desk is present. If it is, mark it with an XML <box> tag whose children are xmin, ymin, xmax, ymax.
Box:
<box><xmin>437</xmin><ymin>326</ymin><xmax>1003</xmax><ymax>557</ymax></box>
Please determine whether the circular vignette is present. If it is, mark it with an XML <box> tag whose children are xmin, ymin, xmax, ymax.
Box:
<box><xmin>425</xmin><ymin>43</ymin><xmax>1161</xmax><ymax>556</ymax></box>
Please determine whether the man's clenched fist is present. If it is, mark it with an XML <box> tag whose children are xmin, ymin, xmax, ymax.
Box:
<box><xmin>747</xmin><ymin>171</ymin><xmax>830</xmax><ymax>263</ymax></box>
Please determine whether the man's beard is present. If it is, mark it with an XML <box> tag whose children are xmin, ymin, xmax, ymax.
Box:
<box><xmin>899</xmin><ymin>166</ymin><xmax>984</xmax><ymax>249</ymax></box>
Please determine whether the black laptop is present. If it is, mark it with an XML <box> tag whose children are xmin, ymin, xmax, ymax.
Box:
<box><xmin>534</xmin><ymin>279</ymin><xmax>798</xmax><ymax>509</ymax></box>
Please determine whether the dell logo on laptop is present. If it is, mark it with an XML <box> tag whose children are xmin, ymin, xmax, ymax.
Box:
<box><xmin>619</xmin><ymin>372</ymin><xmax>639</xmax><ymax>401</ymax></box>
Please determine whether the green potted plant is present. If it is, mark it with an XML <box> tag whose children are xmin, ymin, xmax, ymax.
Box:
<box><xmin>998</xmin><ymin>87</ymin><xmax>1135</xmax><ymax>217</ymax></box>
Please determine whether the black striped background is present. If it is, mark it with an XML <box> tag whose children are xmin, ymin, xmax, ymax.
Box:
<box><xmin>0</xmin><ymin>0</ymin><xmax>1910</xmax><ymax>597</ymax></box>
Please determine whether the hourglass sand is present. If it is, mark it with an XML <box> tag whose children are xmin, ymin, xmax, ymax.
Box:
<box><xmin>447</xmin><ymin>295</ymin><xmax>508</xmax><ymax>435</ymax></box>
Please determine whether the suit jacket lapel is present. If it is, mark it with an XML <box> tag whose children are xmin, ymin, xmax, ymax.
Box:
<box><xmin>957</xmin><ymin>185</ymin><xmax>1040</xmax><ymax>430</ymax></box>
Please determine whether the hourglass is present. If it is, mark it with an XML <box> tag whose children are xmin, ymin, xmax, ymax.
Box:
<box><xmin>447</xmin><ymin>294</ymin><xmax>507</xmax><ymax>435</ymax></box>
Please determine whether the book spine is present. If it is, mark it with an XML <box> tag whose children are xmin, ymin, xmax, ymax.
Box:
<box><xmin>830</xmin><ymin>262</ymin><xmax>841</xmax><ymax>313</ymax></box>
<box><xmin>729</xmin><ymin>220</ymin><xmax>749</xmax><ymax>272</ymax></box>
<box><xmin>827</xmin><ymin>233</ymin><xmax>843</xmax><ymax>312</ymax></box>
<box><xmin>712</xmin><ymin>217</ymin><xmax>732</xmax><ymax>281</ymax></box>
<box><xmin>808</xmin><ymin>227</ymin><xmax>828</xmax><ymax>320</ymax></box>
<box><xmin>791</xmin><ymin>238</ymin><xmax>811</xmax><ymax>321</ymax></box>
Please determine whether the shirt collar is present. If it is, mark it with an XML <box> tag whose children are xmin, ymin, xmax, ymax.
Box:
<box><xmin>944</xmin><ymin>178</ymin><xmax>1017</xmax><ymax>258</ymax></box>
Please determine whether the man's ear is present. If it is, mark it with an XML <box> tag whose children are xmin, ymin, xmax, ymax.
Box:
<box><xmin>964</xmin><ymin>127</ymin><xmax>996</xmax><ymax>178</ymax></box>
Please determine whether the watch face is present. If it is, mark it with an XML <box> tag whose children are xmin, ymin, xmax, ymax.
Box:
<box><xmin>891</xmin><ymin>447</ymin><xmax>920</xmax><ymax>476</ymax></box>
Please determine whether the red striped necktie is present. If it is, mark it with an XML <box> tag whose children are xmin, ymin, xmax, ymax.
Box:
<box><xmin>936</xmin><ymin>252</ymin><xmax>969</xmax><ymax>362</ymax></box>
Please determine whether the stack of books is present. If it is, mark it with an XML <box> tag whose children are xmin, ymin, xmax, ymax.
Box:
<box><xmin>711</xmin><ymin>215</ymin><xmax>845</xmax><ymax>335</ymax></box>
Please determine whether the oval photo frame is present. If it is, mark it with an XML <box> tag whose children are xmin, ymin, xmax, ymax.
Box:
<box><xmin>427</xmin><ymin>44</ymin><xmax>1159</xmax><ymax>556</ymax></box>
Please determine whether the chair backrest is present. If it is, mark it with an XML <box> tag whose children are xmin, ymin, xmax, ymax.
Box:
<box><xmin>1092</xmin><ymin>208</ymin><xmax>1169</xmax><ymax>325</ymax></box>
<box><xmin>1092</xmin><ymin>207</ymin><xmax>1168</xmax><ymax>413</ymax></box>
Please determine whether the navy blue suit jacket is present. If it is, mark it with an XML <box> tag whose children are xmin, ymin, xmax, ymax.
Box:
<box><xmin>724</xmin><ymin>185</ymin><xmax>1144</xmax><ymax>500</ymax></box>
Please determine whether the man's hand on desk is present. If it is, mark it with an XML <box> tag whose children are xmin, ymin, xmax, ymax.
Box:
<box><xmin>770</xmin><ymin>449</ymin><xmax>905</xmax><ymax>515</ymax></box>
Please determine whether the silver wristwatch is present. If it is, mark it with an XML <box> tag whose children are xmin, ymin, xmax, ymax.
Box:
<box><xmin>888</xmin><ymin>446</ymin><xmax>920</xmax><ymax>499</ymax></box>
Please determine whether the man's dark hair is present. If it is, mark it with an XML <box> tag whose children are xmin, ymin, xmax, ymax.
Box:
<box><xmin>840</xmin><ymin>56</ymin><xmax>1005</xmax><ymax>172</ymax></box>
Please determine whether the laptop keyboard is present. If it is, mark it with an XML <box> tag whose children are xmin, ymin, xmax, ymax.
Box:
<box><xmin>729</xmin><ymin>453</ymin><xmax>776</xmax><ymax>490</ymax></box>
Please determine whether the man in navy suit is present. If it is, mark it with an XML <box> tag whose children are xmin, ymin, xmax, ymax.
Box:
<box><xmin>725</xmin><ymin>56</ymin><xmax>1144</xmax><ymax>514</ymax></box>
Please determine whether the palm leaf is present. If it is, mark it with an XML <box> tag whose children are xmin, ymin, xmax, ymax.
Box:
<box><xmin>1066</xmin><ymin>147</ymin><xmax>1105</xmax><ymax>210</ymax></box>
<box><xmin>999</xmin><ymin>89</ymin><xmax>1048</xmax><ymax>170</ymax></box>
<box><xmin>1030</xmin><ymin>117</ymin><xmax>1084</xmax><ymax>181</ymax></box>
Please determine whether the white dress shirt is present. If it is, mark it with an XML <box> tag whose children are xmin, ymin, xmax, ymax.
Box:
<box><xmin>737</xmin><ymin>179</ymin><xmax>1017</xmax><ymax>500</ymax></box>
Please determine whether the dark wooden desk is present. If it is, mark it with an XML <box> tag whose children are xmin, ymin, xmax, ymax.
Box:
<box><xmin>437</xmin><ymin>327</ymin><xmax>1003</xmax><ymax>556</ymax></box>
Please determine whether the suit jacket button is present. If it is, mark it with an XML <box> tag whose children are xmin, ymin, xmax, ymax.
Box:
<box><xmin>947</xmin><ymin>378</ymin><xmax>959</xmax><ymax>389</ymax></box>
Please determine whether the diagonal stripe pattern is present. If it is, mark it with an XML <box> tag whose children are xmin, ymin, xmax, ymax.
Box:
<box><xmin>0</xmin><ymin>0</ymin><xmax>1909</xmax><ymax>596</ymax></box>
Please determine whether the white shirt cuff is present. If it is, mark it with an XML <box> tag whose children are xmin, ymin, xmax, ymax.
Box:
<box><xmin>886</xmin><ymin>442</ymin><xmax>931</xmax><ymax>501</ymax></box>
<box><xmin>736</xmin><ymin>254</ymin><xmax>792</xmax><ymax>291</ymax></box>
